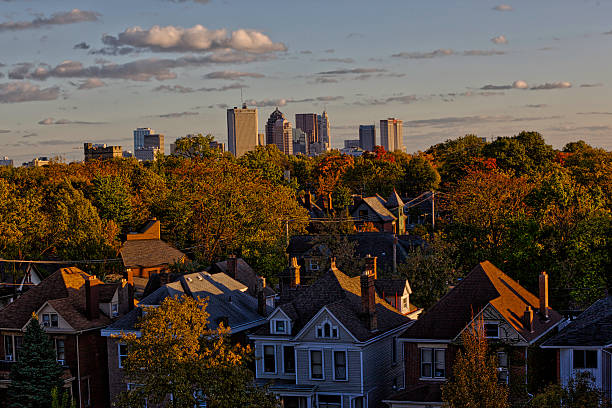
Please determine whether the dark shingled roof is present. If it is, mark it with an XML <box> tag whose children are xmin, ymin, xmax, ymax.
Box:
<box><xmin>257</xmin><ymin>265</ymin><xmax>412</xmax><ymax>341</ymax></box>
<box><xmin>400</xmin><ymin>261</ymin><xmax>562</xmax><ymax>343</ymax></box>
<box><xmin>0</xmin><ymin>267</ymin><xmax>111</xmax><ymax>331</ymax></box>
<box><xmin>384</xmin><ymin>383</ymin><xmax>442</xmax><ymax>405</ymax></box>
<box><xmin>359</xmin><ymin>196</ymin><xmax>397</xmax><ymax>222</ymax></box>
<box><xmin>375</xmin><ymin>279</ymin><xmax>409</xmax><ymax>297</ymax></box>
<box><xmin>385</xmin><ymin>189</ymin><xmax>405</xmax><ymax>209</ymax></box>
<box><xmin>542</xmin><ymin>295</ymin><xmax>612</xmax><ymax>348</ymax></box>
<box><xmin>120</xmin><ymin>239</ymin><xmax>186</xmax><ymax>268</ymax></box>
<box><xmin>212</xmin><ymin>258</ymin><xmax>276</xmax><ymax>298</ymax></box>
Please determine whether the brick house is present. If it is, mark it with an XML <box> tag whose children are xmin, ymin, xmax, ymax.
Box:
<box><xmin>0</xmin><ymin>267</ymin><xmax>133</xmax><ymax>408</ymax></box>
<box><xmin>249</xmin><ymin>256</ymin><xmax>416</xmax><ymax>408</ymax></box>
<box><xmin>384</xmin><ymin>261</ymin><xmax>563</xmax><ymax>408</ymax></box>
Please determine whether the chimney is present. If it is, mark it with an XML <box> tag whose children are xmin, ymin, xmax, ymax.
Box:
<box><xmin>365</xmin><ymin>254</ymin><xmax>377</xmax><ymax>280</ymax></box>
<box><xmin>227</xmin><ymin>255</ymin><xmax>238</xmax><ymax>279</ymax></box>
<box><xmin>524</xmin><ymin>306</ymin><xmax>534</xmax><ymax>332</ymax></box>
<box><xmin>257</xmin><ymin>277</ymin><xmax>267</xmax><ymax>316</ymax></box>
<box><xmin>361</xmin><ymin>260</ymin><xmax>378</xmax><ymax>331</ymax></box>
<box><xmin>119</xmin><ymin>279</ymin><xmax>134</xmax><ymax>315</ymax></box>
<box><xmin>85</xmin><ymin>276</ymin><xmax>100</xmax><ymax>320</ymax></box>
<box><xmin>305</xmin><ymin>191</ymin><xmax>312</xmax><ymax>209</ymax></box>
<box><xmin>288</xmin><ymin>257</ymin><xmax>300</xmax><ymax>288</ymax></box>
<box><xmin>539</xmin><ymin>271</ymin><xmax>549</xmax><ymax>319</ymax></box>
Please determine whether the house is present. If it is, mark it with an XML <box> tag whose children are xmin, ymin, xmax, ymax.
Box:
<box><xmin>0</xmin><ymin>262</ymin><xmax>44</xmax><ymax>308</ymax></box>
<box><xmin>541</xmin><ymin>295</ymin><xmax>611</xmax><ymax>400</ymax></box>
<box><xmin>350</xmin><ymin>191</ymin><xmax>407</xmax><ymax>234</ymax></box>
<box><xmin>0</xmin><ymin>267</ymin><xmax>133</xmax><ymax>408</ymax></box>
<box><xmin>102</xmin><ymin>270</ymin><xmax>270</xmax><ymax>406</ymax></box>
<box><xmin>120</xmin><ymin>219</ymin><xmax>187</xmax><ymax>295</ymax></box>
<box><xmin>384</xmin><ymin>261</ymin><xmax>563</xmax><ymax>408</ymax></box>
<box><xmin>249</xmin><ymin>256</ymin><xmax>415</xmax><ymax>408</ymax></box>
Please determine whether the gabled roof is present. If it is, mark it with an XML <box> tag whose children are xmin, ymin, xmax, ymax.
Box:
<box><xmin>400</xmin><ymin>261</ymin><xmax>562</xmax><ymax>343</ymax></box>
<box><xmin>357</xmin><ymin>196</ymin><xmax>397</xmax><ymax>222</ymax></box>
<box><xmin>375</xmin><ymin>279</ymin><xmax>411</xmax><ymax>297</ymax></box>
<box><xmin>542</xmin><ymin>295</ymin><xmax>612</xmax><ymax>348</ymax></box>
<box><xmin>385</xmin><ymin>189</ymin><xmax>405</xmax><ymax>209</ymax></box>
<box><xmin>212</xmin><ymin>258</ymin><xmax>276</xmax><ymax>297</ymax></box>
<box><xmin>0</xmin><ymin>267</ymin><xmax>112</xmax><ymax>331</ymax></box>
<box><xmin>120</xmin><ymin>239</ymin><xmax>186</xmax><ymax>268</ymax></box>
<box><xmin>256</xmin><ymin>265</ymin><xmax>411</xmax><ymax>341</ymax></box>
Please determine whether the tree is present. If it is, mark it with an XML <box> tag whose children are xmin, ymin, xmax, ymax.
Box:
<box><xmin>171</xmin><ymin>134</ymin><xmax>224</xmax><ymax>159</ymax></box>
<box><xmin>530</xmin><ymin>371</ymin><xmax>611</xmax><ymax>408</ymax></box>
<box><xmin>117</xmin><ymin>295</ymin><xmax>278</xmax><ymax>408</ymax></box>
<box><xmin>90</xmin><ymin>175</ymin><xmax>133</xmax><ymax>229</ymax></box>
<box><xmin>401</xmin><ymin>155</ymin><xmax>441</xmax><ymax>197</ymax></box>
<box><xmin>442</xmin><ymin>318</ymin><xmax>509</xmax><ymax>408</ymax></box>
<box><xmin>9</xmin><ymin>315</ymin><xmax>64</xmax><ymax>408</ymax></box>
<box><xmin>51</xmin><ymin>388</ymin><xmax>75</xmax><ymax>408</ymax></box>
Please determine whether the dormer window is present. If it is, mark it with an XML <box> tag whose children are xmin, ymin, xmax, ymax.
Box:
<box><xmin>275</xmin><ymin>320</ymin><xmax>286</xmax><ymax>333</ymax></box>
<box><xmin>42</xmin><ymin>313</ymin><xmax>59</xmax><ymax>328</ymax></box>
<box><xmin>111</xmin><ymin>303</ymin><xmax>119</xmax><ymax>317</ymax></box>
<box><xmin>271</xmin><ymin>319</ymin><xmax>290</xmax><ymax>335</ymax></box>
<box><xmin>316</xmin><ymin>320</ymin><xmax>339</xmax><ymax>339</ymax></box>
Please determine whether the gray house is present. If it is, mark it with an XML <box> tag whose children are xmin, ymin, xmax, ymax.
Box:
<box><xmin>249</xmin><ymin>257</ymin><xmax>414</xmax><ymax>408</ymax></box>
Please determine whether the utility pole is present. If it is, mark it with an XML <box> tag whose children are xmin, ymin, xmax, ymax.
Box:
<box><xmin>431</xmin><ymin>190</ymin><xmax>435</xmax><ymax>231</ymax></box>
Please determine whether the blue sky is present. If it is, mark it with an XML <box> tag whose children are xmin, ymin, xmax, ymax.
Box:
<box><xmin>1</xmin><ymin>0</ymin><xmax>611</xmax><ymax>163</ymax></box>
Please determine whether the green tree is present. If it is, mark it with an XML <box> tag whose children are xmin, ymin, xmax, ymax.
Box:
<box><xmin>238</xmin><ymin>145</ymin><xmax>288</xmax><ymax>186</ymax></box>
<box><xmin>426</xmin><ymin>134</ymin><xmax>486</xmax><ymax>185</ymax></box>
<box><xmin>117</xmin><ymin>295</ymin><xmax>279</xmax><ymax>408</ymax></box>
<box><xmin>9</xmin><ymin>315</ymin><xmax>64</xmax><ymax>408</ymax></box>
<box><xmin>51</xmin><ymin>388</ymin><xmax>75</xmax><ymax>408</ymax></box>
<box><xmin>171</xmin><ymin>134</ymin><xmax>224</xmax><ymax>159</ymax></box>
<box><xmin>442</xmin><ymin>318</ymin><xmax>509</xmax><ymax>408</ymax></box>
<box><xmin>401</xmin><ymin>155</ymin><xmax>441</xmax><ymax>197</ymax></box>
<box><xmin>91</xmin><ymin>175</ymin><xmax>133</xmax><ymax>229</ymax></box>
<box><xmin>530</xmin><ymin>372</ymin><xmax>611</xmax><ymax>408</ymax></box>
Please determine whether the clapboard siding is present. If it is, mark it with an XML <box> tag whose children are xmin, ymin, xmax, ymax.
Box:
<box><xmin>298</xmin><ymin>309</ymin><xmax>356</xmax><ymax>343</ymax></box>
<box><xmin>254</xmin><ymin>341</ymin><xmax>296</xmax><ymax>380</ymax></box>
<box><xmin>363</xmin><ymin>335</ymin><xmax>403</xmax><ymax>408</ymax></box>
<box><xmin>296</xmin><ymin>347</ymin><xmax>362</xmax><ymax>394</ymax></box>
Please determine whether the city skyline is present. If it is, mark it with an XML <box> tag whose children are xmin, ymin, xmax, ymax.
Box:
<box><xmin>1</xmin><ymin>0</ymin><xmax>612</xmax><ymax>163</ymax></box>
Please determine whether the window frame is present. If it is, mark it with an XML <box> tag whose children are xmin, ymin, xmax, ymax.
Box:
<box><xmin>316</xmin><ymin>320</ymin><xmax>339</xmax><ymax>339</ymax></box>
<box><xmin>420</xmin><ymin>347</ymin><xmax>446</xmax><ymax>379</ymax></box>
<box><xmin>573</xmin><ymin>349</ymin><xmax>598</xmax><ymax>369</ymax></box>
<box><xmin>332</xmin><ymin>350</ymin><xmax>348</xmax><ymax>381</ymax></box>
<box><xmin>118</xmin><ymin>343</ymin><xmax>128</xmax><ymax>368</ymax></box>
<box><xmin>41</xmin><ymin>313</ymin><xmax>59</xmax><ymax>328</ymax></box>
<box><xmin>3</xmin><ymin>335</ymin><xmax>14</xmax><ymax>361</ymax></box>
<box><xmin>274</xmin><ymin>320</ymin><xmax>287</xmax><ymax>334</ymax></box>
<box><xmin>55</xmin><ymin>339</ymin><xmax>65</xmax><ymax>364</ymax></box>
<box><xmin>262</xmin><ymin>344</ymin><xmax>277</xmax><ymax>374</ymax></box>
<box><xmin>111</xmin><ymin>302</ymin><xmax>119</xmax><ymax>317</ymax></box>
<box><xmin>484</xmin><ymin>323</ymin><xmax>499</xmax><ymax>339</ymax></box>
<box><xmin>282</xmin><ymin>345</ymin><xmax>296</xmax><ymax>374</ymax></box>
<box><xmin>309</xmin><ymin>349</ymin><xmax>325</xmax><ymax>380</ymax></box>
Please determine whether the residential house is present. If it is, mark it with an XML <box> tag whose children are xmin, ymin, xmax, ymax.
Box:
<box><xmin>0</xmin><ymin>267</ymin><xmax>133</xmax><ymax>408</ymax></box>
<box><xmin>0</xmin><ymin>262</ymin><xmax>44</xmax><ymax>308</ymax></box>
<box><xmin>541</xmin><ymin>295</ymin><xmax>611</xmax><ymax>400</ymax></box>
<box><xmin>384</xmin><ymin>261</ymin><xmax>563</xmax><ymax>408</ymax></box>
<box><xmin>350</xmin><ymin>191</ymin><xmax>407</xmax><ymax>234</ymax></box>
<box><xmin>120</xmin><ymin>219</ymin><xmax>186</xmax><ymax>295</ymax></box>
<box><xmin>249</xmin><ymin>256</ymin><xmax>415</xmax><ymax>408</ymax></box>
<box><xmin>102</xmin><ymin>270</ymin><xmax>270</xmax><ymax>406</ymax></box>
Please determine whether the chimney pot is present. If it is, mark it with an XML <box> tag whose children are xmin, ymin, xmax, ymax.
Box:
<box><xmin>227</xmin><ymin>255</ymin><xmax>238</xmax><ymax>279</ymax></box>
<box><xmin>539</xmin><ymin>272</ymin><xmax>549</xmax><ymax>319</ymax></box>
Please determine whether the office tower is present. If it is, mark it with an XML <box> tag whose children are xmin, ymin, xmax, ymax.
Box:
<box><xmin>133</xmin><ymin>127</ymin><xmax>153</xmax><ymax>151</ymax></box>
<box><xmin>135</xmin><ymin>133</ymin><xmax>164</xmax><ymax>161</ymax></box>
<box><xmin>380</xmin><ymin>118</ymin><xmax>403</xmax><ymax>152</ymax></box>
<box><xmin>359</xmin><ymin>124</ymin><xmax>376</xmax><ymax>151</ymax></box>
<box><xmin>317</xmin><ymin>110</ymin><xmax>331</xmax><ymax>149</ymax></box>
<box><xmin>295</xmin><ymin>113</ymin><xmax>319</xmax><ymax>144</ymax></box>
<box><xmin>292</xmin><ymin>128</ymin><xmax>309</xmax><ymax>155</ymax></box>
<box><xmin>84</xmin><ymin>143</ymin><xmax>123</xmax><ymax>161</ymax></box>
<box><xmin>344</xmin><ymin>139</ymin><xmax>360</xmax><ymax>149</ymax></box>
<box><xmin>272</xmin><ymin>118</ymin><xmax>293</xmax><ymax>155</ymax></box>
<box><xmin>0</xmin><ymin>157</ymin><xmax>13</xmax><ymax>167</ymax></box>
<box><xmin>265</xmin><ymin>108</ymin><xmax>285</xmax><ymax>146</ymax></box>
<box><xmin>227</xmin><ymin>104</ymin><xmax>258</xmax><ymax>157</ymax></box>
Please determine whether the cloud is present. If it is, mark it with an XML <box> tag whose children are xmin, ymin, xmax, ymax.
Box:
<box><xmin>38</xmin><ymin>118</ymin><xmax>106</xmax><ymax>125</ymax></box>
<box><xmin>324</xmin><ymin>49</ymin><xmax>335</xmax><ymax>53</ymax></box>
<box><xmin>157</xmin><ymin>111</ymin><xmax>199</xmax><ymax>118</ymax></box>
<box><xmin>101</xmin><ymin>24</ymin><xmax>287</xmax><ymax>54</ymax></box>
<box><xmin>548</xmin><ymin>125</ymin><xmax>612</xmax><ymax>132</ymax></box>
<box><xmin>316</xmin><ymin>68</ymin><xmax>386</xmax><ymax>75</ymax></box>
<box><xmin>0</xmin><ymin>9</ymin><xmax>100</xmax><ymax>32</ymax></box>
<box><xmin>481</xmin><ymin>80</ymin><xmax>527</xmax><ymax>90</ymax></box>
<box><xmin>300</xmin><ymin>50</ymin><xmax>312</xmax><ymax>54</ymax></box>
<box><xmin>480</xmin><ymin>80</ymin><xmax>570</xmax><ymax>91</ymax></box>
<box><xmin>462</xmin><ymin>50</ymin><xmax>505</xmax><ymax>56</ymax></box>
<box><xmin>8</xmin><ymin>62</ymin><xmax>34</xmax><ymax>79</ymax></box>
<box><xmin>72</xmin><ymin>78</ymin><xmax>106</xmax><ymax>90</ymax></box>
<box><xmin>403</xmin><ymin>114</ymin><xmax>558</xmax><ymax>129</ymax></box>
<box><xmin>580</xmin><ymin>83</ymin><xmax>603</xmax><ymax>87</ymax></box>
<box><xmin>491</xmin><ymin>35</ymin><xmax>508</xmax><ymax>44</ymax></box>
<box><xmin>152</xmin><ymin>82</ymin><xmax>244</xmax><ymax>92</ymax></box>
<box><xmin>493</xmin><ymin>4</ymin><xmax>513</xmax><ymax>11</ymax></box>
<box><xmin>530</xmin><ymin>81</ymin><xmax>571</xmax><ymax>90</ymax></box>
<box><xmin>204</xmin><ymin>70</ymin><xmax>264</xmax><ymax>79</ymax></box>
<box><xmin>312</xmin><ymin>77</ymin><xmax>338</xmax><ymax>84</ymax></box>
<box><xmin>73</xmin><ymin>42</ymin><xmax>91</xmax><ymax>50</ymax></box>
<box><xmin>244</xmin><ymin>96</ymin><xmax>343</xmax><ymax>107</ymax></box>
<box><xmin>0</xmin><ymin>129</ymin><xmax>10</xmax><ymax>133</ymax></box>
<box><xmin>0</xmin><ymin>82</ymin><xmax>60</xmax><ymax>103</ymax></box>
<box><xmin>525</xmin><ymin>104</ymin><xmax>547</xmax><ymax>108</ymax></box>
<box><xmin>576</xmin><ymin>111</ymin><xmax>612</xmax><ymax>115</ymax></box>
<box><xmin>346</xmin><ymin>33</ymin><xmax>364</xmax><ymax>39</ymax></box>
<box><xmin>318</xmin><ymin>58</ymin><xmax>355</xmax><ymax>63</ymax></box>
<box><xmin>604</xmin><ymin>30</ymin><xmax>612</xmax><ymax>35</ymax></box>
<box><xmin>22</xmin><ymin>132</ymin><xmax>37</xmax><ymax>138</ymax></box>
<box><xmin>392</xmin><ymin>49</ymin><xmax>504</xmax><ymax>59</ymax></box>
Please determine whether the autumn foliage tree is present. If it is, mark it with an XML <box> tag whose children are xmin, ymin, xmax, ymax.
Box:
<box><xmin>118</xmin><ymin>295</ymin><xmax>278</xmax><ymax>408</ymax></box>
<box><xmin>442</xmin><ymin>318</ymin><xmax>509</xmax><ymax>408</ymax></box>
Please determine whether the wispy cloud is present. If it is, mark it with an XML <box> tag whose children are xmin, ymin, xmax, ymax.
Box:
<box><xmin>0</xmin><ymin>9</ymin><xmax>100</xmax><ymax>32</ymax></box>
<box><xmin>0</xmin><ymin>82</ymin><xmax>60</xmax><ymax>103</ymax></box>
<box><xmin>493</xmin><ymin>4</ymin><xmax>513</xmax><ymax>11</ymax></box>
<box><xmin>203</xmin><ymin>70</ymin><xmax>264</xmax><ymax>80</ymax></box>
<box><xmin>576</xmin><ymin>111</ymin><xmax>612</xmax><ymax>115</ymax></box>
<box><xmin>404</xmin><ymin>114</ymin><xmax>559</xmax><ymax>129</ymax></box>
<box><xmin>491</xmin><ymin>35</ymin><xmax>508</xmax><ymax>44</ymax></box>
<box><xmin>318</xmin><ymin>57</ymin><xmax>355</xmax><ymax>63</ymax></box>
<box><xmin>157</xmin><ymin>111</ymin><xmax>200</xmax><ymax>118</ymax></box>
<box><xmin>38</xmin><ymin>118</ymin><xmax>106</xmax><ymax>125</ymax></box>
<box><xmin>525</xmin><ymin>104</ymin><xmax>547</xmax><ymax>108</ymax></box>
<box><xmin>244</xmin><ymin>96</ymin><xmax>343</xmax><ymax>107</ymax></box>
<box><xmin>316</xmin><ymin>68</ymin><xmax>386</xmax><ymax>75</ymax></box>
<box><xmin>73</xmin><ymin>42</ymin><xmax>90</xmax><ymax>50</ymax></box>
<box><xmin>579</xmin><ymin>83</ymin><xmax>603</xmax><ymax>87</ymax></box>
<box><xmin>152</xmin><ymin>82</ymin><xmax>244</xmax><ymax>93</ymax></box>
<box><xmin>530</xmin><ymin>81</ymin><xmax>572</xmax><ymax>90</ymax></box>
<box><xmin>71</xmin><ymin>78</ymin><xmax>106</xmax><ymax>90</ymax></box>
<box><xmin>481</xmin><ymin>80</ymin><xmax>571</xmax><ymax>90</ymax></box>
<box><xmin>392</xmin><ymin>49</ymin><xmax>505</xmax><ymax>59</ymax></box>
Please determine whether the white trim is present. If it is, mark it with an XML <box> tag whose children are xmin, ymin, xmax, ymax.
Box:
<box><xmin>332</xmin><ymin>349</ymin><xmax>349</xmax><ymax>381</ymax></box>
<box><xmin>419</xmin><ymin>347</ymin><xmax>446</xmax><ymax>380</ymax></box>
<box><xmin>528</xmin><ymin>318</ymin><xmax>564</xmax><ymax>345</ymax></box>
<box><xmin>542</xmin><ymin>345</ymin><xmax>604</xmax><ymax>350</ymax></box>
<box><xmin>267</xmin><ymin>307</ymin><xmax>291</xmax><ymax>322</ymax></box>
<box><xmin>362</xmin><ymin>322</ymin><xmax>414</xmax><ymax>346</ymax></box>
<box><xmin>453</xmin><ymin>304</ymin><xmax>528</xmax><ymax>344</ymax></box>
<box><xmin>118</xmin><ymin>342</ymin><xmax>128</xmax><ymax>368</ymax></box>
<box><xmin>294</xmin><ymin>306</ymin><xmax>359</xmax><ymax>342</ymax></box>
<box><xmin>262</xmin><ymin>343</ymin><xmax>277</xmax><ymax>374</ymax></box>
<box><xmin>359</xmin><ymin>350</ymin><xmax>364</xmax><ymax>394</ymax></box>
<box><xmin>308</xmin><ymin>349</ymin><xmax>325</xmax><ymax>380</ymax></box>
<box><xmin>399</xmin><ymin>338</ymin><xmax>450</xmax><ymax>343</ymax></box>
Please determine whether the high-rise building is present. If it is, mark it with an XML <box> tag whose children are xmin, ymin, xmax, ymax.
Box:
<box><xmin>0</xmin><ymin>156</ymin><xmax>13</xmax><ymax>167</ymax></box>
<box><xmin>359</xmin><ymin>124</ymin><xmax>376</xmax><ymax>151</ymax></box>
<box><xmin>227</xmin><ymin>104</ymin><xmax>258</xmax><ymax>157</ymax></box>
<box><xmin>344</xmin><ymin>139</ymin><xmax>360</xmax><ymax>149</ymax></box>
<box><xmin>135</xmin><ymin>132</ymin><xmax>164</xmax><ymax>161</ymax></box>
<box><xmin>380</xmin><ymin>118</ymin><xmax>403</xmax><ymax>152</ymax></box>
<box><xmin>292</xmin><ymin>128</ymin><xmax>309</xmax><ymax>155</ymax></box>
<box><xmin>143</xmin><ymin>133</ymin><xmax>164</xmax><ymax>154</ymax></box>
<box><xmin>317</xmin><ymin>111</ymin><xmax>331</xmax><ymax>149</ymax></box>
<box><xmin>273</xmin><ymin>118</ymin><xmax>293</xmax><ymax>155</ymax></box>
<box><xmin>84</xmin><ymin>143</ymin><xmax>123</xmax><ymax>161</ymax></box>
<box><xmin>265</xmin><ymin>108</ymin><xmax>285</xmax><ymax>146</ymax></box>
<box><xmin>133</xmin><ymin>127</ymin><xmax>153</xmax><ymax>151</ymax></box>
<box><xmin>295</xmin><ymin>113</ymin><xmax>319</xmax><ymax>144</ymax></box>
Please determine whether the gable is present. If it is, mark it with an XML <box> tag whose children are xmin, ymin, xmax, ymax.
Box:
<box><xmin>454</xmin><ymin>304</ymin><xmax>527</xmax><ymax>345</ymax></box>
<box><xmin>268</xmin><ymin>307</ymin><xmax>291</xmax><ymax>322</ymax></box>
<box><xmin>295</xmin><ymin>307</ymin><xmax>358</xmax><ymax>343</ymax></box>
<box><xmin>26</xmin><ymin>302</ymin><xmax>75</xmax><ymax>331</ymax></box>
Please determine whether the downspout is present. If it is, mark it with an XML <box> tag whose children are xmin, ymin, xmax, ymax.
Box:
<box><xmin>76</xmin><ymin>333</ymin><xmax>81</xmax><ymax>408</ymax></box>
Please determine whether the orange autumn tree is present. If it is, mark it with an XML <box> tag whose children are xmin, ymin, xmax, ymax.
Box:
<box><xmin>313</xmin><ymin>153</ymin><xmax>354</xmax><ymax>197</ymax></box>
<box><xmin>118</xmin><ymin>295</ymin><xmax>278</xmax><ymax>408</ymax></box>
<box><xmin>442</xmin><ymin>317</ymin><xmax>509</xmax><ymax>408</ymax></box>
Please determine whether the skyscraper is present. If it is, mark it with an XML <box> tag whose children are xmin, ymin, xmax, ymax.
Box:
<box><xmin>295</xmin><ymin>113</ymin><xmax>319</xmax><ymax>144</ymax></box>
<box><xmin>133</xmin><ymin>127</ymin><xmax>153</xmax><ymax>151</ymax></box>
<box><xmin>266</xmin><ymin>108</ymin><xmax>285</xmax><ymax>146</ymax></box>
<box><xmin>317</xmin><ymin>111</ymin><xmax>331</xmax><ymax>149</ymax></box>
<box><xmin>359</xmin><ymin>124</ymin><xmax>376</xmax><ymax>151</ymax></box>
<box><xmin>227</xmin><ymin>104</ymin><xmax>258</xmax><ymax>157</ymax></box>
<box><xmin>292</xmin><ymin>128</ymin><xmax>309</xmax><ymax>155</ymax></box>
<box><xmin>380</xmin><ymin>118</ymin><xmax>403</xmax><ymax>152</ymax></box>
<box><xmin>273</xmin><ymin>117</ymin><xmax>293</xmax><ymax>155</ymax></box>
<box><xmin>135</xmin><ymin>132</ymin><xmax>164</xmax><ymax>161</ymax></box>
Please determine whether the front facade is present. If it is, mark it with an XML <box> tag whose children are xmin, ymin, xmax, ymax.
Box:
<box><xmin>133</xmin><ymin>127</ymin><xmax>153</xmax><ymax>151</ymax></box>
<box><xmin>227</xmin><ymin>105</ymin><xmax>258</xmax><ymax>156</ymax></box>
<box><xmin>296</xmin><ymin>113</ymin><xmax>319</xmax><ymax>144</ymax></box>
<box><xmin>318</xmin><ymin>111</ymin><xmax>331</xmax><ymax>149</ymax></box>
<box><xmin>379</xmin><ymin>118</ymin><xmax>403</xmax><ymax>153</ymax></box>
<box><xmin>250</xmin><ymin>258</ymin><xmax>414</xmax><ymax>408</ymax></box>
<box><xmin>273</xmin><ymin>117</ymin><xmax>293</xmax><ymax>155</ymax></box>
<box><xmin>359</xmin><ymin>125</ymin><xmax>376</xmax><ymax>152</ymax></box>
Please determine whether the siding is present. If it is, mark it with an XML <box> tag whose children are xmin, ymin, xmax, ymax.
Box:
<box><xmin>254</xmin><ymin>341</ymin><xmax>296</xmax><ymax>381</ymax></box>
<box><xmin>298</xmin><ymin>310</ymin><xmax>356</xmax><ymax>343</ymax></box>
<box><xmin>296</xmin><ymin>347</ymin><xmax>362</xmax><ymax>394</ymax></box>
<box><xmin>363</xmin><ymin>335</ymin><xmax>404</xmax><ymax>408</ymax></box>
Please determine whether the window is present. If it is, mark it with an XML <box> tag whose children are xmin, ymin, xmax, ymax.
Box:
<box><xmin>319</xmin><ymin>395</ymin><xmax>341</xmax><ymax>408</ymax></box>
<box><xmin>316</xmin><ymin>321</ymin><xmax>339</xmax><ymax>339</ymax></box>
<box><xmin>118</xmin><ymin>343</ymin><xmax>128</xmax><ymax>368</ymax></box>
<box><xmin>333</xmin><ymin>351</ymin><xmax>347</xmax><ymax>380</ymax></box>
<box><xmin>485</xmin><ymin>323</ymin><xmax>499</xmax><ymax>338</ymax></box>
<box><xmin>573</xmin><ymin>350</ymin><xmax>598</xmax><ymax>369</ymax></box>
<box><xmin>283</xmin><ymin>346</ymin><xmax>295</xmax><ymax>374</ymax></box>
<box><xmin>310</xmin><ymin>350</ymin><xmax>324</xmax><ymax>379</ymax></box>
<box><xmin>309</xmin><ymin>259</ymin><xmax>319</xmax><ymax>271</ymax></box>
<box><xmin>353</xmin><ymin>397</ymin><xmax>364</xmax><ymax>408</ymax></box>
<box><xmin>4</xmin><ymin>335</ymin><xmax>14</xmax><ymax>361</ymax></box>
<box><xmin>275</xmin><ymin>320</ymin><xmax>286</xmax><ymax>334</ymax></box>
<box><xmin>14</xmin><ymin>336</ymin><xmax>23</xmax><ymax>361</ymax></box>
<box><xmin>497</xmin><ymin>352</ymin><xmax>509</xmax><ymax>384</ymax></box>
<box><xmin>421</xmin><ymin>348</ymin><xmax>445</xmax><ymax>379</ymax></box>
<box><xmin>402</xmin><ymin>296</ymin><xmax>408</xmax><ymax>311</ymax></box>
<box><xmin>111</xmin><ymin>303</ymin><xmax>119</xmax><ymax>317</ymax></box>
<box><xmin>263</xmin><ymin>345</ymin><xmax>276</xmax><ymax>373</ymax></box>
<box><xmin>41</xmin><ymin>313</ymin><xmax>59</xmax><ymax>328</ymax></box>
<box><xmin>56</xmin><ymin>339</ymin><xmax>65</xmax><ymax>363</ymax></box>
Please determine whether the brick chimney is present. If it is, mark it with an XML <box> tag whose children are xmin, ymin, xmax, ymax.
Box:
<box><xmin>539</xmin><ymin>271</ymin><xmax>549</xmax><ymax>319</ymax></box>
<box><xmin>227</xmin><ymin>255</ymin><xmax>238</xmax><ymax>279</ymax></box>
<box><xmin>85</xmin><ymin>276</ymin><xmax>100</xmax><ymax>320</ymax></box>
<box><xmin>256</xmin><ymin>277</ymin><xmax>267</xmax><ymax>316</ymax></box>
<box><xmin>365</xmin><ymin>254</ymin><xmax>377</xmax><ymax>280</ymax></box>
<box><xmin>524</xmin><ymin>306</ymin><xmax>534</xmax><ymax>332</ymax></box>
<box><xmin>361</xmin><ymin>259</ymin><xmax>377</xmax><ymax>331</ymax></box>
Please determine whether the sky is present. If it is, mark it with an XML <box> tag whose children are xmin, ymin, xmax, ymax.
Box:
<box><xmin>1</xmin><ymin>0</ymin><xmax>611</xmax><ymax>164</ymax></box>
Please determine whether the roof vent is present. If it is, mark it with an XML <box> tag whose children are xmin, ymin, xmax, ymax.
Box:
<box><xmin>186</xmin><ymin>277</ymin><xmax>192</xmax><ymax>282</ymax></box>
<box><xmin>197</xmin><ymin>274</ymin><xmax>203</xmax><ymax>280</ymax></box>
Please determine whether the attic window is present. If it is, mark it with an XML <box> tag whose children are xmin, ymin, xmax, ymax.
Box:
<box><xmin>41</xmin><ymin>313</ymin><xmax>58</xmax><ymax>328</ymax></box>
<box><xmin>485</xmin><ymin>323</ymin><xmax>499</xmax><ymax>338</ymax></box>
<box><xmin>316</xmin><ymin>320</ymin><xmax>339</xmax><ymax>339</ymax></box>
<box><xmin>111</xmin><ymin>303</ymin><xmax>119</xmax><ymax>317</ymax></box>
